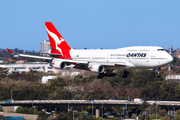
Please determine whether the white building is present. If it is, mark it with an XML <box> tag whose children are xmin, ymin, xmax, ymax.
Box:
<box><xmin>41</xmin><ymin>39</ymin><xmax>51</xmax><ymax>53</ymax></box>
<box><xmin>0</xmin><ymin>59</ymin><xmax>4</xmax><ymax>63</ymax></box>
<box><xmin>61</xmin><ymin>71</ymin><xmax>80</xmax><ymax>77</ymax></box>
<box><xmin>64</xmin><ymin>86</ymin><xmax>84</xmax><ymax>92</ymax></box>
<box><xmin>0</xmin><ymin>62</ymin><xmax>60</xmax><ymax>74</ymax></box>
<box><xmin>165</xmin><ymin>75</ymin><xmax>180</xmax><ymax>82</ymax></box>
<box><xmin>42</xmin><ymin>76</ymin><xmax>57</xmax><ymax>84</ymax></box>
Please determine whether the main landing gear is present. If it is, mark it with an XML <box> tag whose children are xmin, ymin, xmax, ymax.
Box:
<box><xmin>122</xmin><ymin>70</ymin><xmax>129</xmax><ymax>78</ymax></box>
<box><xmin>97</xmin><ymin>70</ymin><xmax>129</xmax><ymax>79</ymax></box>
<box><xmin>97</xmin><ymin>72</ymin><xmax>116</xmax><ymax>79</ymax></box>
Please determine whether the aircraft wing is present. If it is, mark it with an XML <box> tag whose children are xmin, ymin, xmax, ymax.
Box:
<box><xmin>14</xmin><ymin>53</ymin><xmax>52</xmax><ymax>60</ymax></box>
<box><xmin>7</xmin><ymin>48</ymin><xmax>52</xmax><ymax>60</ymax></box>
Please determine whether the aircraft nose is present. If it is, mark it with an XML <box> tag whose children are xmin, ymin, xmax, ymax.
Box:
<box><xmin>168</xmin><ymin>55</ymin><xmax>173</xmax><ymax>63</ymax></box>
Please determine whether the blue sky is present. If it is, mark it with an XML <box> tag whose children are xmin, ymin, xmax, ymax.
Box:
<box><xmin>0</xmin><ymin>0</ymin><xmax>180</xmax><ymax>51</ymax></box>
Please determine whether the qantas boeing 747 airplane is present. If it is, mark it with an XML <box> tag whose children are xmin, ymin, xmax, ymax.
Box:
<box><xmin>7</xmin><ymin>22</ymin><xmax>173</xmax><ymax>77</ymax></box>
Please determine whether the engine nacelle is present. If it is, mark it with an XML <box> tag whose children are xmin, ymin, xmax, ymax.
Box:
<box><xmin>89</xmin><ymin>64</ymin><xmax>105</xmax><ymax>73</ymax></box>
<box><xmin>51</xmin><ymin>60</ymin><xmax>66</xmax><ymax>69</ymax></box>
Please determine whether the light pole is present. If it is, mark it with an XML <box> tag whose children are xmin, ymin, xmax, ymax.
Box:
<box><xmin>73</xmin><ymin>110</ymin><xmax>75</xmax><ymax>120</ymax></box>
<box><xmin>82</xmin><ymin>95</ymin><xmax>84</xmax><ymax>111</ymax></box>
<box><xmin>136</xmin><ymin>109</ymin><xmax>141</xmax><ymax>120</ymax></box>
<box><xmin>126</xmin><ymin>102</ymin><xmax>128</xmax><ymax>118</ymax></box>
<box><xmin>102</xmin><ymin>103</ymin><xmax>104</xmax><ymax>119</ymax></box>
<box><xmin>156</xmin><ymin>101</ymin><xmax>158</xmax><ymax>119</ymax></box>
<box><xmin>32</xmin><ymin>100</ymin><xmax>33</xmax><ymax>108</ymax></box>
<box><xmin>0</xmin><ymin>96</ymin><xmax>4</xmax><ymax>107</ymax></box>
<box><xmin>64</xmin><ymin>93</ymin><xmax>69</xmax><ymax>112</ymax></box>
<box><xmin>149</xmin><ymin>104</ymin><xmax>153</xmax><ymax>120</ymax></box>
<box><xmin>173</xmin><ymin>107</ymin><xmax>175</xmax><ymax>120</ymax></box>
<box><xmin>0</xmin><ymin>96</ymin><xmax>4</xmax><ymax>100</ymax></box>
<box><xmin>156</xmin><ymin>103</ymin><xmax>157</xmax><ymax>119</ymax></box>
<box><xmin>68</xmin><ymin>103</ymin><xmax>70</xmax><ymax>112</ymax></box>
<box><xmin>92</xmin><ymin>101</ymin><xmax>93</xmax><ymax>116</ymax></box>
<box><xmin>64</xmin><ymin>93</ymin><xmax>69</xmax><ymax>100</ymax></box>
<box><xmin>67</xmin><ymin>94</ymin><xmax>69</xmax><ymax>100</ymax></box>
<box><xmin>11</xmin><ymin>89</ymin><xmax>12</xmax><ymax>101</ymax></box>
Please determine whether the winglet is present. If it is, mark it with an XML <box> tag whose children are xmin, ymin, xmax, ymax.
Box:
<box><xmin>7</xmin><ymin>48</ymin><xmax>14</xmax><ymax>54</ymax></box>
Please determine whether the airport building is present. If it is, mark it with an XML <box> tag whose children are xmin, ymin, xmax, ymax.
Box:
<box><xmin>0</xmin><ymin>62</ymin><xmax>59</xmax><ymax>74</ymax></box>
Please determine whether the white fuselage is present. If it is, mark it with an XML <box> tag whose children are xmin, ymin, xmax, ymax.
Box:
<box><xmin>69</xmin><ymin>46</ymin><xmax>173</xmax><ymax>70</ymax></box>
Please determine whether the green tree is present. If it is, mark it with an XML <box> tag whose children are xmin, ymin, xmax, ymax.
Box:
<box><xmin>78</xmin><ymin>112</ymin><xmax>87</xmax><ymax>120</ymax></box>
<box><xmin>55</xmin><ymin>111</ymin><xmax>75</xmax><ymax>120</ymax></box>
<box><xmin>34</xmin><ymin>109</ymin><xmax>39</xmax><ymax>115</ymax></box>
<box><xmin>159</xmin><ymin>109</ymin><xmax>166</xmax><ymax>117</ymax></box>
<box><xmin>37</xmin><ymin>111</ymin><xmax>49</xmax><ymax>120</ymax></box>
<box><xmin>29</xmin><ymin>108</ymin><xmax>34</xmax><ymax>114</ymax></box>
<box><xmin>23</xmin><ymin>107</ymin><xmax>29</xmax><ymax>114</ymax></box>
<box><xmin>15</xmin><ymin>106</ymin><xmax>24</xmax><ymax>113</ymax></box>
<box><xmin>0</xmin><ymin>107</ymin><xmax>3</xmax><ymax>112</ymax></box>
<box><xmin>149</xmin><ymin>114</ymin><xmax>161</xmax><ymax>120</ymax></box>
<box><xmin>171</xmin><ymin>57</ymin><xmax>179</xmax><ymax>66</ymax></box>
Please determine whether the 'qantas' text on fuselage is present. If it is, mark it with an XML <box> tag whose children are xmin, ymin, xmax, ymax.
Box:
<box><xmin>126</xmin><ymin>53</ymin><xmax>147</xmax><ymax>57</ymax></box>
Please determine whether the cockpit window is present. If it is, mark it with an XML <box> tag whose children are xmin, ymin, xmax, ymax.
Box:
<box><xmin>157</xmin><ymin>49</ymin><xmax>165</xmax><ymax>51</ymax></box>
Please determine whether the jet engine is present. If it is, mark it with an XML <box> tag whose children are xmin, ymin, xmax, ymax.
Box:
<box><xmin>51</xmin><ymin>60</ymin><xmax>66</xmax><ymax>69</ymax></box>
<box><xmin>89</xmin><ymin>64</ymin><xmax>105</xmax><ymax>73</ymax></box>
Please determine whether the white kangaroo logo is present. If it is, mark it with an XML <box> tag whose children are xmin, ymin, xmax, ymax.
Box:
<box><xmin>46</xmin><ymin>27</ymin><xmax>64</xmax><ymax>56</ymax></box>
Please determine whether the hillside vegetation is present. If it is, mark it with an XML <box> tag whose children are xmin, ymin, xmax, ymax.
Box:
<box><xmin>0</xmin><ymin>68</ymin><xmax>179</xmax><ymax>101</ymax></box>
<box><xmin>1</xmin><ymin>68</ymin><xmax>180</xmax><ymax>120</ymax></box>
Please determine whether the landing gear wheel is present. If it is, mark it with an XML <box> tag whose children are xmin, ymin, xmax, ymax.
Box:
<box><xmin>97</xmin><ymin>73</ymin><xmax>104</xmax><ymax>79</ymax></box>
<box><xmin>97</xmin><ymin>72</ymin><xmax>116</xmax><ymax>79</ymax></box>
<box><xmin>122</xmin><ymin>70</ymin><xmax>129</xmax><ymax>78</ymax></box>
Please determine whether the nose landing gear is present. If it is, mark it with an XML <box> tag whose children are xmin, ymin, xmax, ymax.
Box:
<box><xmin>155</xmin><ymin>68</ymin><xmax>160</xmax><ymax>77</ymax></box>
<box><xmin>122</xmin><ymin>70</ymin><xmax>129</xmax><ymax>78</ymax></box>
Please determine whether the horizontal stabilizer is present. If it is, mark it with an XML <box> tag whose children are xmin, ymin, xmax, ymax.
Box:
<box><xmin>7</xmin><ymin>48</ymin><xmax>14</xmax><ymax>54</ymax></box>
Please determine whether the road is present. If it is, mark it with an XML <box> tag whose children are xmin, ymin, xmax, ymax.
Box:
<box><xmin>1</xmin><ymin>100</ymin><xmax>180</xmax><ymax>107</ymax></box>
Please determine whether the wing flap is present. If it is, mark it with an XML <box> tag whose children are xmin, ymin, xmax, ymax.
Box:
<box><xmin>52</xmin><ymin>58</ymin><xmax>88</xmax><ymax>64</ymax></box>
<box><xmin>25</xmin><ymin>51</ymin><xmax>61</xmax><ymax>56</ymax></box>
<box><xmin>18</xmin><ymin>54</ymin><xmax>52</xmax><ymax>60</ymax></box>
